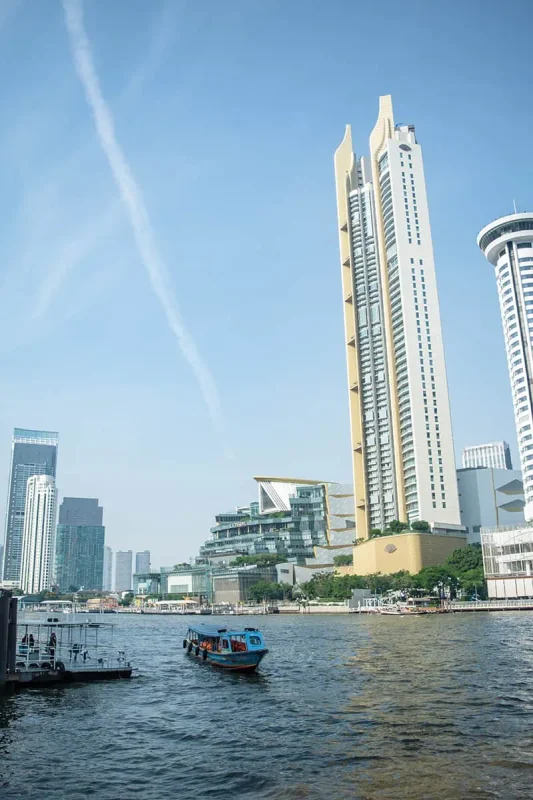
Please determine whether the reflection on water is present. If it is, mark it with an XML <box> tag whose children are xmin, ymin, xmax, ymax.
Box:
<box><xmin>2</xmin><ymin>613</ymin><xmax>533</xmax><ymax>799</ymax></box>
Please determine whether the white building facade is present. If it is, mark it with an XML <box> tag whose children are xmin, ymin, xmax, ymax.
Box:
<box><xmin>478</xmin><ymin>213</ymin><xmax>533</xmax><ymax>520</ymax></box>
<box><xmin>103</xmin><ymin>545</ymin><xmax>113</xmax><ymax>591</ymax></box>
<box><xmin>20</xmin><ymin>475</ymin><xmax>57</xmax><ymax>594</ymax></box>
<box><xmin>335</xmin><ymin>95</ymin><xmax>461</xmax><ymax>535</ymax></box>
<box><xmin>481</xmin><ymin>524</ymin><xmax>533</xmax><ymax>598</ymax></box>
<box><xmin>462</xmin><ymin>442</ymin><xmax>512</xmax><ymax>470</ymax></box>
<box><xmin>457</xmin><ymin>467</ymin><xmax>524</xmax><ymax>543</ymax></box>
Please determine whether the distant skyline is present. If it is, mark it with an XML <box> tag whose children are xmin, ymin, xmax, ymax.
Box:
<box><xmin>0</xmin><ymin>0</ymin><xmax>531</xmax><ymax>567</ymax></box>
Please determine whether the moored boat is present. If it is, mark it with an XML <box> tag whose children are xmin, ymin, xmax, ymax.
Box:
<box><xmin>183</xmin><ymin>625</ymin><xmax>268</xmax><ymax>671</ymax></box>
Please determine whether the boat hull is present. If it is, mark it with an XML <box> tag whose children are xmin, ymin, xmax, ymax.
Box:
<box><xmin>186</xmin><ymin>648</ymin><xmax>268</xmax><ymax>671</ymax></box>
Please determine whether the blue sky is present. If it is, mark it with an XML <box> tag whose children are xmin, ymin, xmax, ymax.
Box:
<box><xmin>0</xmin><ymin>0</ymin><xmax>531</xmax><ymax>568</ymax></box>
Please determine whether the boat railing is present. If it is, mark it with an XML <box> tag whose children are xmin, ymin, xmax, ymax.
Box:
<box><xmin>13</xmin><ymin>620</ymin><xmax>130</xmax><ymax>673</ymax></box>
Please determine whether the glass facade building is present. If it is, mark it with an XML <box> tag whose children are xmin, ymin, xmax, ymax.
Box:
<box><xmin>55</xmin><ymin>498</ymin><xmax>105</xmax><ymax>592</ymax></box>
<box><xmin>115</xmin><ymin>550</ymin><xmax>133</xmax><ymax>593</ymax></box>
<box><xmin>135</xmin><ymin>551</ymin><xmax>151</xmax><ymax>574</ymax></box>
<box><xmin>198</xmin><ymin>479</ymin><xmax>355</xmax><ymax>565</ymax></box>
<box><xmin>482</xmin><ymin>524</ymin><xmax>533</xmax><ymax>598</ymax></box>
<box><xmin>58</xmin><ymin>497</ymin><xmax>103</xmax><ymax>526</ymax></box>
<box><xmin>2</xmin><ymin>428</ymin><xmax>58</xmax><ymax>582</ymax></box>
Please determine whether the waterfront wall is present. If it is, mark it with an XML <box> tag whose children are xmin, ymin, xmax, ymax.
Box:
<box><xmin>487</xmin><ymin>576</ymin><xmax>533</xmax><ymax>599</ymax></box>
<box><xmin>351</xmin><ymin>532</ymin><xmax>467</xmax><ymax>576</ymax></box>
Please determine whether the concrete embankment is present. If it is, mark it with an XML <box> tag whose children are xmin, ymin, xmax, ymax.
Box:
<box><xmin>278</xmin><ymin>604</ymin><xmax>349</xmax><ymax>614</ymax></box>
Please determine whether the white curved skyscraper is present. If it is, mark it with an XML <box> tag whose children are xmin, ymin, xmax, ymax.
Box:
<box><xmin>478</xmin><ymin>213</ymin><xmax>533</xmax><ymax>520</ymax></box>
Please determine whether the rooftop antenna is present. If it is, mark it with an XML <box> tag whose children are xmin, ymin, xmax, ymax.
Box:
<box><xmin>513</xmin><ymin>199</ymin><xmax>518</xmax><ymax>214</ymax></box>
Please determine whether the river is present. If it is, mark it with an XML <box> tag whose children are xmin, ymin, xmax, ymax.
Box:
<box><xmin>1</xmin><ymin>612</ymin><xmax>533</xmax><ymax>799</ymax></box>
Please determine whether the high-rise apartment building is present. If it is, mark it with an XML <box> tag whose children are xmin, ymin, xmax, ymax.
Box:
<box><xmin>55</xmin><ymin>497</ymin><xmax>105</xmax><ymax>592</ymax></box>
<box><xmin>335</xmin><ymin>95</ymin><xmax>460</xmax><ymax>533</ymax></box>
<box><xmin>478</xmin><ymin>212</ymin><xmax>533</xmax><ymax>519</ymax></box>
<box><xmin>2</xmin><ymin>428</ymin><xmax>58</xmax><ymax>582</ymax></box>
<box><xmin>115</xmin><ymin>550</ymin><xmax>132</xmax><ymax>593</ymax></box>
<box><xmin>334</xmin><ymin>96</ymin><xmax>465</xmax><ymax>573</ymax></box>
<box><xmin>462</xmin><ymin>442</ymin><xmax>513</xmax><ymax>471</ymax></box>
<box><xmin>103</xmin><ymin>546</ymin><xmax>113</xmax><ymax>591</ymax></box>
<box><xmin>135</xmin><ymin>550</ymin><xmax>151</xmax><ymax>574</ymax></box>
<box><xmin>20</xmin><ymin>475</ymin><xmax>57</xmax><ymax>594</ymax></box>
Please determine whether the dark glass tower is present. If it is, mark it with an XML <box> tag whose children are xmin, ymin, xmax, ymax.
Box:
<box><xmin>2</xmin><ymin>429</ymin><xmax>59</xmax><ymax>582</ymax></box>
<box><xmin>55</xmin><ymin>498</ymin><xmax>105</xmax><ymax>592</ymax></box>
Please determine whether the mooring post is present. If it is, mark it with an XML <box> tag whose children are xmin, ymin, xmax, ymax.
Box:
<box><xmin>7</xmin><ymin>596</ymin><xmax>18</xmax><ymax>675</ymax></box>
<box><xmin>0</xmin><ymin>590</ymin><xmax>11</xmax><ymax>690</ymax></box>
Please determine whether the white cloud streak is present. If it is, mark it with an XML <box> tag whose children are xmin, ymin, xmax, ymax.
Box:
<box><xmin>62</xmin><ymin>0</ymin><xmax>225</xmax><ymax>437</ymax></box>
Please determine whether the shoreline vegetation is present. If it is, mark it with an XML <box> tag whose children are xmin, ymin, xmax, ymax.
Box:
<box><xmin>18</xmin><ymin>545</ymin><xmax>486</xmax><ymax>607</ymax></box>
<box><xmin>248</xmin><ymin>544</ymin><xmax>486</xmax><ymax>603</ymax></box>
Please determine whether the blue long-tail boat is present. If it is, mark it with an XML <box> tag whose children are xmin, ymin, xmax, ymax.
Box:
<box><xmin>183</xmin><ymin>624</ymin><xmax>268</xmax><ymax>671</ymax></box>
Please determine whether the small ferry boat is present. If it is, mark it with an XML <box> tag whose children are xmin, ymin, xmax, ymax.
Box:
<box><xmin>183</xmin><ymin>625</ymin><xmax>268</xmax><ymax>671</ymax></box>
<box><xmin>379</xmin><ymin>597</ymin><xmax>449</xmax><ymax>616</ymax></box>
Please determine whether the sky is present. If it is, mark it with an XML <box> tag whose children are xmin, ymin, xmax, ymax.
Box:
<box><xmin>0</xmin><ymin>0</ymin><xmax>531</xmax><ymax>569</ymax></box>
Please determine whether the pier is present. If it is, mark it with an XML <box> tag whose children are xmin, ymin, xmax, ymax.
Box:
<box><xmin>0</xmin><ymin>590</ymin><xmax>133</xmax><ymax>692</ymax></box>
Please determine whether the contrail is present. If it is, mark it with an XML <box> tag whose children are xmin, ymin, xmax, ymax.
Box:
<box><xmin>62</xmin><ymin>0</ymin><xmax>225</xmax><ymax>436</ymax></box>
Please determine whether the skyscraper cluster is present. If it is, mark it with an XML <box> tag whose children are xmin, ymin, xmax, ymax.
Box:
<box><xmin>0</xmin><ymin>428</ymin><xmax>109</xmax><ymax>594</ymax></box>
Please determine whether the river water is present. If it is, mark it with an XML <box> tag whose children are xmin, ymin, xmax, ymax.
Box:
<box><xmin>2</xmin><ymin>612</ymin><xmax>533</xmax><ymax>799</ymax></box>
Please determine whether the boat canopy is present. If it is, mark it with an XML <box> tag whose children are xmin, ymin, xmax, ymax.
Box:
<box><xmin>188</xmin><ymin>624</ymin><xmax>260</xmax><ymax>638</ymax></box>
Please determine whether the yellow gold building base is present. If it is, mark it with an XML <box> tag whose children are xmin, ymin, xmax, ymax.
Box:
<box><xmin>337</xmin><ymin>532</ymin><xmax>467</xmax><ymax>576</ymax></box>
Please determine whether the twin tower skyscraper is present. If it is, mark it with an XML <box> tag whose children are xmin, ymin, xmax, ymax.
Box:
<box><xmin>334</xmin><ymin>96</ymin><xmax>465</xmax><ymax>572</ymax></box>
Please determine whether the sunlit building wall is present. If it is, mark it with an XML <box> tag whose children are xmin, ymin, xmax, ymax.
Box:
<box><xmin>334</xmin><ymin>95</ymin><xmax>465</xmax><ymax>573</ymax></box>
<box><xmin>20</xmin><ymin>475</ymin><xmax>57</xmax><ymax>594</ymax></box>
<box><xmin>478</xmin><ymin>213</ymin><xmax>533</xmax><ymax>520</ymax></box>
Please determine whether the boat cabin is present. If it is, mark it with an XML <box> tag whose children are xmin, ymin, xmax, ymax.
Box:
<box><xmin>186</xmin><ymin>626</ymin><xmax>265</xmax><ymax>653</ymax></box>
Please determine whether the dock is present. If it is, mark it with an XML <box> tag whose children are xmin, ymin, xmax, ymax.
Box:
<box><xmin>1</xmin><ymin>590</ymin><xmax>132</xmax><ymax>693</ymax></box>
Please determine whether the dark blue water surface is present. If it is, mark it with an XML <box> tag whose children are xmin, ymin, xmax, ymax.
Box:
<box><xmin>2</xmin><ymin>612</ymin><xmax>533</xmax><ymax>799</ymax></box>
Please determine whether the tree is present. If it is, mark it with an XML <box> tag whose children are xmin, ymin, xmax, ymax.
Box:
<box><xmin>369</xmin><ymin>528</ymin><xmax>382</xmax><ymax>539</ymax></box>
<box><xmin>459</xmin><ymin>567</ymin><xmax>487</xmax><ymax>599</ymax></box>
<box><xmin>445</xmin><ymin>544</ymin><xmax>483</xmax><ymax>573</ymax></box>
<box><xmin>411</xmin><ymin>520</ymin><xmax>430</xmax><ymax>532</ymax></box>
<box><xmin>333</xmin><ymin>554</ymin><xmax>353</xmax><ymax>567</ymax></box>
<box><xmin>233</xmin><ymin>553</ymin><xmax>285</xmax><ymax>567</ymax></box>
<box><xmin>387</xmin><ymin>519</ymin><xmax>410</xmax><ymax>534</ymax></box>
<box><xmin>119</xmin><ymin>592</ymin><xmax>134</xmax><ymax>607</ymax></box>
<box><xmin>247</xmin><ymin>581</ymin><xmax>287</xmax><ymax>603</ymax></box>
<box><xmin>68</xmin><ymin>585</ymin><xmax>79</xmax><ymax>593</ymax></box>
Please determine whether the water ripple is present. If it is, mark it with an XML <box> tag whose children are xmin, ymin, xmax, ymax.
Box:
<box><xmin>2</xmin><ymin>613</ymin><xmax>533</xmax><ymax>798</ymax></box>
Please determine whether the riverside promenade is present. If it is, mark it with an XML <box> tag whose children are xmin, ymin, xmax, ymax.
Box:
<box><xmin>450</xmin><ymin>599</ymin><xmax>533</xmax><ymax>612</ymax></box>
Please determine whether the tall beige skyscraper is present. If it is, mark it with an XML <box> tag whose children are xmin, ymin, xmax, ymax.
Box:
<box><xmin>334</xmin><ymin>95</ymin><xmax>465</xmax><ymax>573</ymax></box>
